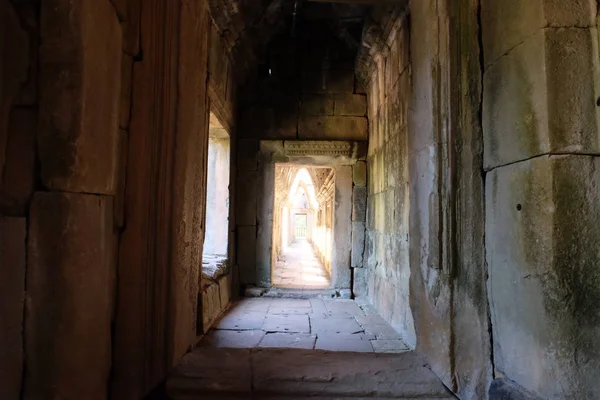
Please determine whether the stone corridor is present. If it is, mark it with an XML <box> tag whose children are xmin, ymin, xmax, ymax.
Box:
<box><xmin>200</xmin><ymin>298</ymin><xmax>409</xmax><ymax>352</ymax></box>
<box><xmin>272</xmin><ymin>240</ymin><xmax>330</xmax><ymax>289</ymax></box>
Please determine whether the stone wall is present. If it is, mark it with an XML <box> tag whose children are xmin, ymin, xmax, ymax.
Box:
<box><xmin>357</xmin><ymin>2</ymin><xmax>492</xmax><ymax>398</ymax></box>
<box><xmin>0</xmin><ymin>0</ymin><xmax>37</xmax><ymax>397</ymax></box>
<box><xmin>482</xmin><ymin>0</ymin><xmax>600</xmax><ymax>397</ymax></box>
<box><xmin>362</xmin><ymin>11</ymin><xmax>416</xmax><ymax>348</ymax></box>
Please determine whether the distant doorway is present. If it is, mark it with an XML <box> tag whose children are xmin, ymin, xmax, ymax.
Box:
<box><xmin>271</xmin><ymin>166</ymin><xmax>335</xmax><ymax>289</ymax></box>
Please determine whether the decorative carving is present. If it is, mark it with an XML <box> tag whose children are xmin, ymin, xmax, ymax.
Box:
<box><xmin>284</xmin><ymin>141</ymin><xmax>355</xmax><ymax>157</ymax></box>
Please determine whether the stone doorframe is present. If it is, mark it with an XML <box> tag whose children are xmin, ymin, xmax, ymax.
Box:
<box><xmin>253</xmin><ymin>140</ymin><xmax>367</xmax><ymax>292</ymax></box>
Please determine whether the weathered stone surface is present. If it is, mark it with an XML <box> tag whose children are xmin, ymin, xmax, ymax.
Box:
<box><xmin>314</xmin><ymin>337</ymin><xmax>373</xmax><ymax>352</ymax></box>
<box><xmin>0</xmin><ymin>217</ymin><xmax>26</xmax><ymax>399</ymax></box>
<box><xmin>237</xmin><ymin>139</ymin><xmax>259</xmax><ymax>171</ymax></box>
<box><xmin>218</xmin><ymin>273</ymin><xmax>232</xmax><ymax>310</ymax></box>
<box><xmin>371</xmin><ymin>339</ymin><xmax>410</xmax><ymax>353</ymax></box>
<box><xmin>332</xmin><ymin>166</ymin><xmax>353</xmax><ymax>289</ymax></box>
<box><xmin>262</xmin><ymin>314</ymin><xmax>310</xmax><ymax>333</ymax></box>
<box><xmin>0</xmin><ymin>0</ymin><xmax>29</xmax><ymax>189</ymax></box>
<box><xmin>240</xmin><ymin>106</ymin><xmax>297</xmax><ymax>139</ymax></box>
<box><xmin>353</xmin><ymin>268</ymin><xmax>368</xmax><ymax>298</ymax></box>
<box><xmin>489</xmin><ymin>378</ymin><xmax>544</xmax><ymax>400</ymax></box>
<box><xmin>302</xmin><ymin>69</ymin><xmax>355</xmax><ymax>94</ymax></box>
<box><xmin>39</xmin><ymin>0</ymin><xmax>122</xmax><ymax>194</ymax></box>
<box><xmin>202</xmin><ymin>329</ymin><xmax>265</xmax><ymax>348</ymax></box>
<box><xmin>300</xmin><ymin>94</ymin><xmax>334</xmax><ymax>116</ymax></box>
<box><xmin>26</xmin><ymin>192</ymin><xmax>113</xmax><ymax>399</ymax></box>
<box><xmin>351</xmin><ymin>221</ymin><xmax>365</xmax><ymax>267</ymax></box>
<box><xmin>0</xmin><ymin>108</ymin><xmax>36</xmax><ymax>216</ymax></box>
<box><xmin>201</xmin><ymin>282</ymin><xmax>222</xmax><ymax>332</ymax></box>
<box><xmin>236</xmin><ymin>170</ymin><xmax>257</xmax><ymax>225</ymax></box>
<box><xmin>483</xmin><ymin>27</ymin><xmax>600</xmax><ymax>169</ymax></box>
<box><xmin>352</xmin><ymin>161</ymin><xmax>367</xmax><ymax>186</ymax></box>
<box><xmin>481</xmin><ymin>0</ymin><xmax>596</xmax><ymax>67</ymax></box>
<box><xmin>298</xmin><ymin>116</ymin><xmax>368</xmax><ymax>140</ymax></box>
<box><xmin>486</xmin><ymin>155</ymin><xmax>600</xmax><ymax>398</ymax></box>
<box><xmin>237</xmin><ymin>225</ymin><xmax>257</xmax><ymax>285</ymax></box>
<box><xmin>119</xmin><ymin>54</ymin><xmax>133</xmax><ymax>130</ymax></box>
<box><xmin>166</xmin><ymin>348</ymin><xmax>252</xmax><ymax>397</ymax></box>
<box><xmin>323</xmin><ymin>299</ymin><xmax>364</xmax><ymax>317</ymax></box>
<box><xmin>334</xmin><ymin>94</ymin><xmax>367</xmax><ymax>116</ymax></box>
<box><xmin>259</xmin><ymin>333</ymin><xmax>316</xmax><ymax>349</ymax></box>
<box><xmin>352</xmin><ymin>186</ymin><xmax>367</xmax><ymax>222</ymax></box>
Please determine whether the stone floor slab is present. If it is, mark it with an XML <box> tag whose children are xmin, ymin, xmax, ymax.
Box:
<box><xmin>269</xmin><ymin>298</ymin><xmax>311</xmax><ymax>309</ymax></box>
<box><xmin>262</xmin><ymin>314</ymin><xmax>310</xmax><ymax>333</ymax></box>
<box><xmin>201</xmin><ymin>329</ymin><xmax>265</xmax><ymax>348</ymax></box>
<box><xmin>310</xmin><ymin>315</ymin><xmax>363</xmax><ymax>335</ymax></box>
<box><xmin>314</xmin><ymin>337</ymin><xmax>374</xmax><ymax>352</ymax></box>
<box><xmin>324</xmin><ymin>299</ymin><xmax>365</xmax><ymax>317</ymax></box>
<box><xmin>371</xmin><ymin>339</ymin><xmax>410</xmax><ymax>353</ymax></box>
<box><xmin>166</xmin><ymin>348</ymin><xmax>251</xmax><ymax>397</ymax></box>
<box><xmin>215</xmin><ymin>311</ymin><xmax>266</xmax><ymax>331</ymax></box>
<box><xmin>259</xmin><ymin>333</ymin><xmax>316</xmax><ymax>349</ymax></box>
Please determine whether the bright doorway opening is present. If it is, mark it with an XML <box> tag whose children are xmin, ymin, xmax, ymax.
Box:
<box><xmin>203</xmin><ymin>111</ymin><xmax>230</xmax><ymax>276</ymax></box>
<box><xmin>271</xmin><ymin>165</ymin><xmax>335</xmax><ymax>289</ymax></box>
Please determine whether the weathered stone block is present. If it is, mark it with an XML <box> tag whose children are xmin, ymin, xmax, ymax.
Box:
<box><xmin>486</xmin><ymin>155</ymin><xmax>600</xmax><ymax>398</ymax></box>
<box><xmin>240</xmin><ymin>107</ymin><xmax>297</xmax><ymax>139</ymax></box>
<box><xmin>481</xmin><ymin>0</ymin><xmax>596</xmax><ymax>67</ymax></box>
<box><xmin>352</xmin><ymin>186</ymin><xmax>367</xmax><ymax>222</ymax></box>
<box><xmin>0</xmin><ymin>217</ymin><xmax>26</xmax><ymax>399</ymax></box>
<box><xmin>298</xmin><ymin>116</ymin><xmax>368</xmax><ymax>141</ymax></box>
<box><xmin>236</xmin><ymin>170</ymin><xmax>257</xmax><ymax>225</ymax></box>
<box><xmin>120</xmin><ymin>54</ymin><xmax>133</xmax><ymax>130</ymax></box>
<box><xmin>300</xmin><ymin>94</ymin><xmax>334</xmax><ymax>116</ymax></box>
<box><xmin>0</xmin><ymin>108</ymin><xmax>36</xmax><ymax>216</ymax></box>
<box><xmin>201</xmin><ymin>282</ymin><xmax>221</xmax><ymax>333</ymax></box>
<box><xmin>26</xmin><ymin>192</ymin><xmax>114</xmax><ymax>399</ymax></box>
<box><xmin>483</xmin><ymin>28</ymin><xmax>600</xmax><ymax>170</ymax></box>
<box><xmin>237</xmin><ymin>226</ymin><xmax>257</xmax><ymax>285</ymax></box>
<box><xmin>352</xmin><ymin>268</ymin><xmax>368</xmax><ymax>298</ymax></box>
<box><xmin>0</xmin><ymin>0</ymin><xmax>29</xmax><ymax>187</ymax></box>
<box><xmin>218</xmin><ymin>273</ymin><xmax>232</xmax><ymax>311</ymax></box>
<box><xmin>353</xmin><ymin>161</ymin><xmax>367</xmax><ymax>187</ymax></box>
<box><xmin>39</xmin><ymin>0</ymin><xmax>122</xmax><ymax>194</ymax></box>
<box><xmin>237</xmin><ymin>139</ymin><xmax>259</xmax><ymax>171</ymax></box>
<box><xmin>302</xmin><ymin>69</ymin><xmax>355</xmax><ymax>94</ymax></box>
<box><xmin>351</xmin><ymin>221</ymin><xmax>365</xmax><ymax>268</ymax></box>
<box><xmin>334</xmin><ymin>94</ymin><xmax>367</xmax><ymax>116</ymax></box>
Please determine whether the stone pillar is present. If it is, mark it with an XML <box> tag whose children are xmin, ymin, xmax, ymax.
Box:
<box><xmin>332</xmin><ymin>165</ymin><xmax>352</xmax><ymax>289</ymax></box>
<box><xmin>482</xmin><ymin>0</ymin><xmax>600</xmax><ymax>397</ymax></box>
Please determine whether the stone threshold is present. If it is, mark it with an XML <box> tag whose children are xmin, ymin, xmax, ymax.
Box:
<box><xmin>245</xmin><ymin>286</ymin><xmax>352</xmax><ymax>299</ymax></box>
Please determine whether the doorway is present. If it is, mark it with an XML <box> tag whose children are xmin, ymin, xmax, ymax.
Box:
<box><xmin>271</xmin><ymin>166</ymin><xmax>335</xmax><ymax>289</ymax></box>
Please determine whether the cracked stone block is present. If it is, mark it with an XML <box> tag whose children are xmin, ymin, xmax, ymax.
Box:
<box><xmin>483</xmin><ymin>27</ymin><xmax>600</xmax><ymax>169</ymax></box>
<box><xmin>486</xmin><ymin>155</ymin><xmax>600</xmax><ymax>398</ymax></box>
<box><xmin>481</xmin><ymin>0</ymin><xmax>597</xmax><ymax>67</ymax></box>
<box><xmin>259</xmin><ymin>333</ymin><xmax>316</xmax><ymax>349</ymax></box>
<box><xmin>201</xmin><ymin>329</ymin><xmax>265</xmax><ymax>348</ymax></box>
<box><xmin>371</xmin><ymin>340</ymin><xmax>410</xmax><ymax>353</ymax></box>
<box><xmin>314</xmin><ymin>337</ymin><xmax>373</xmax><ymax>353</ymax></box>
<box><xmin>262</xmin><ymin>315</ymin><xmax>310</xmax><ymax>333</ymax></box>
<box><xmin>334</xmin><ymin>94</ymin><xmax>367</xmax><ymax>116</ymax></box>
<box><xmin>215</xmin><ymin>309</ymin><xmax>266</xmax><ymax>331</ymax></box>
<box><xmin>323</xmin><ymin>299</ymin><xmax>365</xmax><ymax>317</ymax></box>
<box><xmin>309</xmin><ymin>315</ymin><xmax>363</xmax><ymax>335</ymax></box>
<box><xmin>298</xmin><ymin>116</ymin><xmax>368</xmax><ymax>140</ymax></box>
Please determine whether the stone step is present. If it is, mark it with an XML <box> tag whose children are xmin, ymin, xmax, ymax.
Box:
<box><xmin>166</xmin><ymin>348</ymin><xmax>456</xmax><ymax>399</ymax></box>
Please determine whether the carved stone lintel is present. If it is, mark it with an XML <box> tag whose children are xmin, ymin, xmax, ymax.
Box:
<box><xmin>284</xmin><ymin>140</ymin><xmax>354</xmax><ymax>157</ymax></box>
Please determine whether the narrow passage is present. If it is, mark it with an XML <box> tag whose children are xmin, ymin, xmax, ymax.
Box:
<box><xmin>272</xmin><ymin>239</ymin><xmax>329</xmax><ymax>289</ymax></box>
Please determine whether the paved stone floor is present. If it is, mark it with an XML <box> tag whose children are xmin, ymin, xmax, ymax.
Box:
<box><xmin>200</xmin><ymin>297</ymin><xmax>410</xmax><ymax>353</ymax></box>
<box><xmin>166</xmin><ymin>348</ymin><xmax>456</xmax><ymax>399</ymax></box>
<box><xmin>272</xmin><ymin>239</ymin><xmax>330</xmax><ymax>289</ymax></box>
